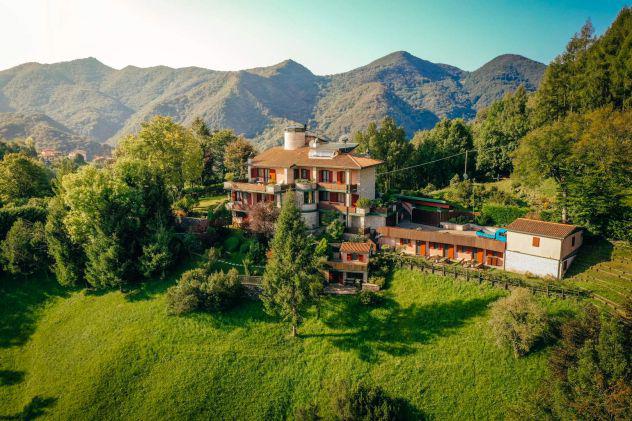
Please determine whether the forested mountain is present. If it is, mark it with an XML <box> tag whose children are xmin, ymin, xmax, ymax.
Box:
<box><xmin>0</xmin><ymin>112</ymin><xmax>109</xmax><ymax>158</ymax></box>
<box><xmin>0</xmin><ymin>52</ymin><xmax>544</xmax><ymax>149</ymax></box>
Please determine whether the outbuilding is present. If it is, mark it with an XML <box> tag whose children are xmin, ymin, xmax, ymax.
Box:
<box><xmin>504</xmin><ymin>218</ymin><xmax>583</xmax><ymax>279</ymax></box>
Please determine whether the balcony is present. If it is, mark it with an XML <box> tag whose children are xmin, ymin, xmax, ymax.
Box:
<box><xmin>295</xmin><ymin>180</ymin><xmax>318</xmax><ymax>191</ymax></box>
<box><xmin>224</xmin><ymin>181</ymin><xmax>291</xmax><ymax>194</ymax></box>
<box><xmin>317</xmin><ymin>182</ymin><xmax>358</xmax><ymax>193</ymax></box>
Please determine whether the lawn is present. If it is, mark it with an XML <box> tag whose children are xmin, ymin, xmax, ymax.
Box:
<box><xmin>192</xmin><ymin>194</ymin><xmax>227</xmax><ymax>214</ymax></box>
<box><xmin>0</xmin><ymin>268</ymin><xmax>580</xmax><ymax>419</ymax></box>
<box><xmin>563</xmin><ymin>239</ymin><xmax>632</xmax><ymax>306</ymax></box>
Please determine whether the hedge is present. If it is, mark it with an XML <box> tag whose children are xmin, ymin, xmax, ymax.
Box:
<box><xmin>0</xmin><ymin>205</ymin><xmax>48</xmax><ymax>240</ymax></box>
<box><xmin>479</xmin><ymin>203</ymin><xmax>528</xmax><ymax>226</ymax></box>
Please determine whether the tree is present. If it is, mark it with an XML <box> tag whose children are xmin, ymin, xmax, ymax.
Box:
<box><xmin>524</xmin><ymin>308</ymin><xmax>632</xmax><ymax>420</ymax></box>
<box><xmin>512</xmin><ymin>115</ymin><xmax>579</xmax><ymax>222</ymax></box>
<box><xmin>116</xmin><ymin>116</ymin><xmax>203</xmax><ymax>197</ymax></box>
<box><xmin>224</xmin><ymin>137</ymin><xmax>256</xmax><ymax>181</ymax></box>
<box><xmin>566</xmin><ymin>108</ymin><xmax>632</xmax><ymax>235</ymax></box>
<box><xmin>474</xmin><ymin>86</ymin><xmax>531</xmax><ymax>179</ymax></box>
<box><xmin>45</xmin><ymin>196</ymin><xmax>86</xmax><ymax>286</ymax></box>
<box><xmin>488</xmin><ymin>288</ymin><xmax>548</xmax><ymax>357</ymax></box>
<box><xmin>1</xmin><ymin>219</ymin><xmax>47</xmax><ymax>275</ymax></box>
<box><xmin>0</xmin><ymin>153</ymin><xmax>51</xmax><ymax>204</ymax></box>
<box><xmin>355</xmin><ymin>117</ymin><xmax>412</xmax><ymax>192</ymax></box>
<box><xmin>533</xmin><ymin>10</ymin><xmax>632</xmax><ymax>125</ymax></box>
<box><xmin>50</xmin><ymin>159</ymin><xmax>177</xmax><ymax>288</ymax></box>
<box><xmin>514</xmin><ymin>108</ymin><xmax>632</xmax><ymax>229</ymax></box>
<box><xmin>248</xmin><ymin>201</ymin><xmax>279</xmax><ymax>241</ymax></box>
<box><xmin>411</xmin><ymin>118</ymin><xmax>474</xmax><ymax>188</ymax></box>
<box><xmin>261</xmin><ymin>194</ymin><xmax>323</xmax><ymax>336</ymax></box>
<box><xmin>192</xmin><ymin>118</ymin><xmax>238</xmax><ymax>184</ymax></box>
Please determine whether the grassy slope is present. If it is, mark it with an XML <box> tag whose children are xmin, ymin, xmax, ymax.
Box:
<box><xmin>563</xmin><ymin>240</ymin><xmax>632</xmax><ymax>305</ymax></box>
<box><xmin>192</xmin><ymin>194</ymin><xmax>226</xmax><ymax>214</ymax></box>
<box><xmin>0</xmin><ymin>269</ymin><xmax>579</xmax><ymax>420</ymax></box>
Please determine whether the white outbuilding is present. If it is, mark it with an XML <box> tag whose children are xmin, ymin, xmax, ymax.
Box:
<box><xmin>504</xmin><ymin>218</ymin><xmax>583</xmax><ymax>279</ymax></box>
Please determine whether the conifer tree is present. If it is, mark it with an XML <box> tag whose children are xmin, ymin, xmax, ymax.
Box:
<box><xmin>261</xmin><ymin>194</ymin><xmax>323</xmax><ymax>337</ymax></box>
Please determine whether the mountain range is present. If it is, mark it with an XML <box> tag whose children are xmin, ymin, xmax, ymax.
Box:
<box><xmin>0</xmin><ymin>51</ymin><xmax>545</xmax><ymax>154</ymax></box>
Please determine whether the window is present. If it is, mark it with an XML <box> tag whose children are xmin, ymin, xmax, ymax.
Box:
<box><xmin>563</xmin><ymin>260</ymin><xmax>568</xmax><ymax>271</ymax></box>
<box><xmin>532</xmin><ymin>237</ymin><xmax>540</xmax><ymax>247</ymax></box>
<box><xmin>330</xmin><ymin>192</ymin><xmax>340</xmax><ymax>203</ymax></box>
<box><xmin>358</xmin><ymin>254</ymin><xmax>365</xmax><ymax>262</ymax></box>
<box><xmin>571</xmin><ymin>235</ymin><xmax>575</xmax><ymax>247</ymax></box>
<box><xmin>346</xmin><ymin>254</ymin><xmax>352</xmax><ymax>261</ymax></box>
<box><xmin>303</xmin><ymin>191</ymin><xmax>314</xmax><ymax>204</ymax></box>
<box><xmin>400</xmin><ymin>238</ymin><xmax>410</xmax><ymax>246</ymax></box>
<box><xmin>319</xmin><ymin>170</ymin><xmax>331</xmax><ymax>182</ymax></box>
<box><xmin>351</xmin><ymin>253</ymin><xmax>358</xmax><ymax>261</ymax></box>
<box><xmin>319</xmin><ymin>191</ymin><xmax>329</xmax><ymax>201</ymax></box>
<box><xmin>337</xmin><ymin>171</ymin><xmax>345</xmax><ymax>184</ymax></box>
<box><xmin>301</xmin><ymin>168</ymin><xmax>310</xmax><ymax>179</ymax></box>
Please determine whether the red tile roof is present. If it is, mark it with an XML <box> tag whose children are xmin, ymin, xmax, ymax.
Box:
<box><xmin>250</xmin><ymin>146</ymin><xmax>383</xmax><ymax>170</ymax></box>
<box><xmin>506</xmin><ymin>218</ymin><xmax>580</xmax><ymax>239</ymax></box>
<box><xmin>340</xmin><ymin>242</ymin><xmax>375</xmax><ymax>254</ymax></box>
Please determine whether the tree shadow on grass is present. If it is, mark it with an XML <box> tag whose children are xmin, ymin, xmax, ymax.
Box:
<box><xmin>564</xmin><ymin>237</ymin><xmax>614</xmax><ymax>278</ymax></box>
<box><xmin>304</xmin><ymin>294</ymin><xmax>497</xmax><ymax>362</ymax></box>
<box><xmin>123</xmin><ymin>257</ymin><xmax>202</xmax><ymax>302</ymax></box>
<box><xmin>0</xmin><ymin>396</ymin><xmax>57</xmax><ymax>420</ymax></box>
<box><xmin>0</xmin><ymin>273</ymin><xmax>72</xmax><ymax>348</ymax></box>
<box><xmin>0</xmin><ymin>370</ymin><xmax>24</xmax><ymax>386</ymax></box>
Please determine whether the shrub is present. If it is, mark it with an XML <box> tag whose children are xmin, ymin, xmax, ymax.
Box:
<box><xmin>355</xmin><ymin>197</ymin><xmax>372</xmax><ymax>209</ymax></box>
<box><xmin>358</xmin><ymin>290</ymin><xmax>381</xmax><ymax>306</ymax></box>
<box><xmin>165</xmin><ymin>269</ymin><xmax>205</xmax><ymax>315</ymax></box>
<box><xmin>199</xmin><ymin>269</ymin><xmax>243</xmax><ymax>311</ymax></box>
<box><xmin>0</xmin><ymin>204</ymin><xmax>47</xmax><ymax>240</ymax></box>
<box><xmin>333</xmin><ymin>383</ymin><xmax>403</xmax><ymax>420</ymax></box>
<box><xmin>224</xmin><ymin>232</ymin><xmax>243</xmax><ymax>252</ymax></box>
<box><xmin>1</xmin><ymin>219</ymin><xmax>47</xmax><ymax>275</ymax></box>
<box><xmin>368</xmin><ymin>276</ymin><xmax>386</xmax><ymax>288</ymax></box>
<box><xmin>325</xmin><ymin>219</ymin><xmax>344</xmax><ymax>242</ymax></box>
<box><xmin>488</xmin><ymin>288</ymin><xmax>548</xmax><ymax>357</ymax></box>
<box><xmin>204</xmin><ymin>247</ymin><xmax>221</xmax><ymax>272</ymax></box>
<box><xmin>166</xmin><ymin>268</ymin><xmax>243</xmax><ymax>315</ymax></box>
<box><xmin>479</xmin><ymin>203</ymin><xmax>528</xmax><ymax>226</ymax></box>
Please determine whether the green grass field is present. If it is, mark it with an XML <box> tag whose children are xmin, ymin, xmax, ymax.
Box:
<box><xmin>564</xmin><ymin>240</ymin><xmax>632</xmax><ymax>306</ymax></box>
<box><xmin>192</xmin><ymin>194</ymin><xmax>227</xmax><ymax>213</ymax></box>
<box><xmin>0</xmin><ymin>268</ymin><xmax>580</xmax><ymax>419</ymax></box>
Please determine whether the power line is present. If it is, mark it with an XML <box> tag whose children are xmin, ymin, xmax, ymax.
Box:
<box><xmin>376</xmin><ymin>144</ymin><xmax>507</xmax><ymax>176</ymax></box>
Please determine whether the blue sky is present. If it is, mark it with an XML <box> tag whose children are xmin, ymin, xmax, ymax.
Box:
<box><xmin>0</xmin><ymin>0</ymin><xmax>628</xmax><ymax>74</ymax></box>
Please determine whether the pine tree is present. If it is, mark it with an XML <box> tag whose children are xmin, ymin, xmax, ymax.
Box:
<box><xmin>261</xmin><ymin>194</ymin><xmax>323</xmax><ymax>337</ymax></box>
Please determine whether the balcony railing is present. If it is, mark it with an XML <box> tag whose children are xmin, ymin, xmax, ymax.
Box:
<box><xmin>317</xmin><ymin>182</ymin><xmax>358</xmax><ymax>193</ymax></box>
<box><xmin>224</xmin><ymin>181</ymin><xmax>291</xmax><ymax>194</ymax></box>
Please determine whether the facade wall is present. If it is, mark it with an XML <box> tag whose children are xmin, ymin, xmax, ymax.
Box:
<box><xmin>365</xmin><ymin>215</ymin><xmax>386</xmax><ymax>229</ymax></box>
<box><xmin>358</xmin><ymin>167</ymin><xmax>376</xmax><ymax>199</ymax></box>
<box><xmin>506</xmin><ymin>231</ymin><xmax>563</xmax><ymax>260</ymax></box>
<box><xmin>505</xmin><ymin>250</ymin><xmax>560</xmax><ymax>278</ymax></box>
<box><xmin>301</xmin><ymin>211</ymin><xmax>319</xmax><ymax>229</ymax></box>
<box><xmin>561</xmin><ymin>231</ymin><xmax>583</xmax><ymax>259</ymax></box>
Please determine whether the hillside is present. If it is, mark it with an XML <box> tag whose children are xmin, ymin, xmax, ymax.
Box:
<box><xmin>0</xmin><ymin>53</ymin><xmax>545</xmax><ymax>149</ymax></box>
<box><xmin>0</xmin><ymin>268</ymin><xmax>578</xmax><ymax>419</ymax></box>
<box><xmin>0</xmin><ymin>112</ymin><xmax>110</xmax><ymax>158</ymax></box>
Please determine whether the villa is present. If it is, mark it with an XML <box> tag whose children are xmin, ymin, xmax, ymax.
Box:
<box><xmin>224</xmin><ymin>124</ymin><xmax>385</xmax><ymax>230</ymax></box>
<box><xmin>224</xmin><ymin>125</ymin><xmax>583</xmax><ymax>281</ymax></box>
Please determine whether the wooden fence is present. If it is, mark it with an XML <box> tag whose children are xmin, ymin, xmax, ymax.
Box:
<box><xmin>398</xmin><ymin>256</ymin><xmax>590</xmax><ymax>299</ymax></box>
